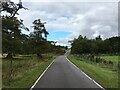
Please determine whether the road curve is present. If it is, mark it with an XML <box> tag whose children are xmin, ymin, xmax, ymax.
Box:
<box><xmin>33</xmin><ymin>55</ymin><xmax>103</xmax><ymax>89</ymax></box>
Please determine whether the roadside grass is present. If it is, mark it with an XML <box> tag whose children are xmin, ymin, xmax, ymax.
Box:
<box><xmin>100</xmin><ymin>55</ymin><xmax>119</xmax><ymax>72</ymax></box>
<box><xmin>73</xmin><ymin>55</ymin><xmax>118</xmax><ymax>72</ymax></box>
<box><xmin>2</xmin><ymin>54</ymin><xmax>57</xmax><ymax>88</ymax></box>
<box><xmin>100</xmin><ymin>56</ymin><xmax>119</xmax><ymax>63</ymax></box>
<box><xmin>67</xmin><ymin>55</ymin><xmax>118</xmax><ymax>88</ymax></box>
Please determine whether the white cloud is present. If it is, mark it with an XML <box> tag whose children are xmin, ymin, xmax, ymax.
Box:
<box><xmin>91</xmin><ymin>25</ymin><xmax>100</xmax><ymax>30</ymax></box>
<box><xmin>10</xmin><ymin>1</ymin><xmax>118</xmax><ymax>46</ymax></box>
<box><xmin>11</xmin><ymin>0</ymin><xmax>119</xmax><ymax>3</ymax></box>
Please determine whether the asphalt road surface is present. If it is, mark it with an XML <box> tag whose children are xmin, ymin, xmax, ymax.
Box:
<box><xmin>34</xmin><ymin>54</ymin><xmax>103</xmax><ymax>89</ymax></box>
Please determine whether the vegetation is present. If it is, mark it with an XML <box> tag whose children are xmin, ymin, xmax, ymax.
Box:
<box><xmin>68</xmin><ymin>55</ymin><xmax>118</xmax><ymax>88</ymax></box>
<box><xmin>2</xmin><ymin>0</ymin><xmax>29</xmax><ymax>59</ymax></box>
<box><xmin>69</xmin><ymin>34</ymin><xmax>119</xmax><ymax>88</ymax></box>
<box><xmin>2</xmin><ymin>1</ymin><xmax>67</xmax><ymax>58</ymax></box>
<box><xmin>31</xmin><ymin>19</ymin><xmax>49</xmax><ymax>58</ymax></box>
<box><xmin>2</xmin><ymin>54</ymin><xmax>57</xmax><ymax>88</ymax></box>
<box><xmin>1</xmin><ymin>0</ymin><xmax>119</xmax><ymax>89</ymax></box>
<box><xmin>1</xmin><ymin>1</ymin><xmax>67</xmax><ymax>89</ymax></box>
<box><xmin>100</xmin><ymin>56</ymin><xmax>118</xmax><ymax>63</ymax></box>
<box><xmin>70</xmin><ymin>35</ymin><xmax>119</xmax><ymax>55</ymax></box>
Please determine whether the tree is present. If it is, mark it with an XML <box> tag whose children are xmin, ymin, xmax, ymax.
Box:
<box><xmin>104</xmin><ymin>37</ymin><xmax>120</xmax><ymax>54</ymax></box>
<box><xmin>32</xmin><ymin>19</ymin><xmax>49</xmax><ymax>58</ymax></box>
<box><xmin>1</xmin><ymin>0</ymin><xmax>28</xmax><ymax>18</ymax></box>
<box><xmin>95</xmin><ymin>35</ymin><xmax>102</xmax><ymax>41</ymax></box>
<box><xmin>71</xmin><ymin>35</ymin><xmax>89</xmax><ymax>54</ymax></box>
<box><xmin>2</xmin><ymin>0</ymin><xmax>28</xmax><ymax>58</ymax></box>
<box><xmin>70</xmin><ymin>34</ymin><xmax>120</xmax><ymax>55</ymax></box>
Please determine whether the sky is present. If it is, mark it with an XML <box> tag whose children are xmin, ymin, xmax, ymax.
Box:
<box><xmin>8</xmin><ymin>0</ymin><xmax>119</xmax><ymax>46</ymax></box>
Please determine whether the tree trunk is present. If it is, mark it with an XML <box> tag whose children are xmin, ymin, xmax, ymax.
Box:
<box><xmin>6</xmin><ymin>53</ymin><xmax>13</xmax><ymax>59</ymax></box>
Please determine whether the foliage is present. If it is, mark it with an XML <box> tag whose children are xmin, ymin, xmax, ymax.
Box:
<box><xmin>70</xmin><ymin>35</ymin><xmax>120</xmax><ymax>55</ymax></box>
<box><xmin>1</xmin><ymin>0</ymin><xmax>28</xmax><ymax>18</ymax></box>
<box><xmin>2</xmin><ymin>1</ymin><xmax>28</xmax><ymax>58</ymax></box>
<box><xmin>2</xmin><ymin>1</ymin><xmax>68</xmax><ymax>58</ymax></box>
<box><xmin>31</xmin><ymin>19</ymin><xmax>49</xmax><ymax>57</ymax></box>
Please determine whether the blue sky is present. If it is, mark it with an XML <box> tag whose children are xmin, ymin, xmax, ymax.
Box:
<box><xmin>47</xmin><ymin>31</ymin><xmax>72</xmax><ymax>41</ymax></box>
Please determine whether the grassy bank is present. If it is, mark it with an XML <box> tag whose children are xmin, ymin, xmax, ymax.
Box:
<box><xmin>3</xmin><ymin>54</ymin><xmax>57</xmax><ymax>88</ymax></box>
<box><xmin>100</xmin><ymin>56</ymin><xmax>118</xmax><ymax>63</ymax></box>
<box><xmin>67</xmin><ymin>55</ymin><xmax>118</xmax><ymax>88</ymax></box>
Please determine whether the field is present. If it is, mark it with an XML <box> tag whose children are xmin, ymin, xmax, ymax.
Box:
<box><xmin>68</xmin><ymin>55</ymin><xmax>118</xmax><ymax>88</ymax></box>
<box><xmin>100</xmin><ymin>55</ymin><xmax>119</xmax><ymax>63</ymax></box>
<box><xmin>2</xmin><ymin>54</ymin><xmax>57</xmax><ymax>88</ymax></box>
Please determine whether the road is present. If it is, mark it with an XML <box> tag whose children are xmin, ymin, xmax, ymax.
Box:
<box><xmin>33</xmin><ymin>54</ymin><xmax>103</xmax><ymax>89</ymax></box>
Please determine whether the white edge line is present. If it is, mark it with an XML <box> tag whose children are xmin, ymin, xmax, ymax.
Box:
<box><xmin>29</xmin><ymin>59</ymin><xmax>55</xmax><ymax>90</ymax></box>
<box><xmin>65</xmin><ymin>56</ymin><xmax>105</xmax><ymax>90</ymax></box>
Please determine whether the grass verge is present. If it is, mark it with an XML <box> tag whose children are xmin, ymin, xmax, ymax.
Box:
<box><xmin>3</xmin><ymin>54</ymin><xmax>57</xmax><ymax>88</ymax></box>
<box><xmin>100</xmin><ymin>56</ymin><xmax>118</xmax><ymax>63</ymax></box>
<box><xmin>67</xmin><ymin>55</ymin><xmax>118</xmax><ymax>88</ymax></box>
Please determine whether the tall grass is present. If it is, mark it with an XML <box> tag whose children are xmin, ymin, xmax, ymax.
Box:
<box><xmin>68</xmin><ymin>55</ymin><xmax>118</xmax><ymax>88</ymax></box>
<box><xmin>2</xmin><ymin>54</ymin><xmax>56</xmax><ymax>88</ymax></box>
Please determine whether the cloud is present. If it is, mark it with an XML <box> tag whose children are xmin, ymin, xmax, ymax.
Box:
<box><xmin>11</xmin><ymin>1</ymin><xmax>118</xmax><ymax>46</ymax></box>
<box><xmin>11</xmin><ymin>0</ymin><xmax>119</xmax><ymax>3</ymax></box>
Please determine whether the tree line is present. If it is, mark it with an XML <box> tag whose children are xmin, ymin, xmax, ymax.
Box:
<box><xmin>70</xmin><ymin>35</ymin><xmax>120</xmax><ymax>55</ymax></box>
<box><xmin>1</xmin><ymin>1</ymin><xmax>67</xmax><ymax>59</ymax></box>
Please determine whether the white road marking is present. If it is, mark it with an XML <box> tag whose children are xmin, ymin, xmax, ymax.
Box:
<box><xmin>30</xmin><ymin>59</ymin><xmax>55</xmax><ymax>90</ymax></box>
<box><xmin>65</xmin><ymin>56</ymin><xmax>105</xmax><ymax>90</ymax></box>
